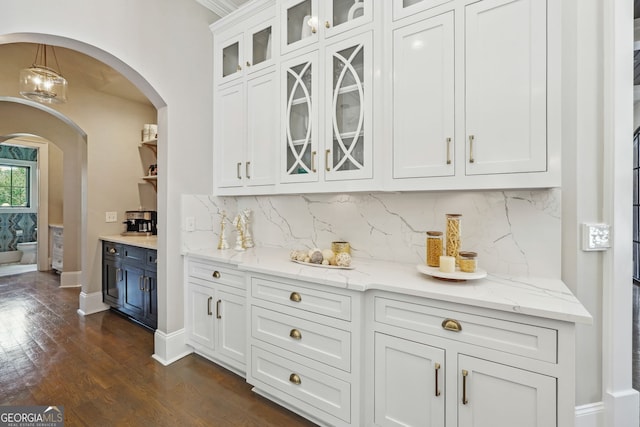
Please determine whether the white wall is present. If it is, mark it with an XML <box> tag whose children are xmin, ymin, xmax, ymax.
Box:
<box><xmin>0</xmin><ymin>0</ymin><xmax>217</xmax><ymax>339</ymax></box>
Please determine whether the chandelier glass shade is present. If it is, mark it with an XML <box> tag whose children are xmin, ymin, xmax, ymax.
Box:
<box><xmin>19</xmin><ymin>44</ymin><xmax>68</xmax><ymax>104</ymax></box>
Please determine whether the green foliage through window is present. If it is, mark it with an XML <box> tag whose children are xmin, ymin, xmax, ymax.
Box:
<box><xmin>0</xmin><ymin>165</ymin><xmax>29</xmax><ymax>207</ymax></box>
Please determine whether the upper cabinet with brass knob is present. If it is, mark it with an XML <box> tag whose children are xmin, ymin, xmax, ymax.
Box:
<box><xmin>280</xmin><ymin>0</ymin><xmax>373</xmax><ymax>56</ymax></box>
<box><xmin>215</xmin><ymin>4</ymin><xmax>277</xmax><ymax>87</ymax></box>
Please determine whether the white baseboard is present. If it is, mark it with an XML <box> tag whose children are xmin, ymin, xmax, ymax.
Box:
<box><xmin>575</xmin><ymin>402</ymin><xmax>605</xmax><ymax>427</ymax></box>
<box><xmin>152</xmin><ymin>328</ymin><xmax>192</xmax><ymax>366</ymax></box>
<box><xmin>60</xmin><ymin>271</ymin><xmax>81</xmax><ymax>288</ymax></box>
<box><xmin>77</xmin><ymin>291</ymin><xmax>109</xmax><ymax>316</ymax></box>
<box><xmin>603</xmin><ymin>388</ymin><xmax>640</xmax><ymax>427</ymax></box>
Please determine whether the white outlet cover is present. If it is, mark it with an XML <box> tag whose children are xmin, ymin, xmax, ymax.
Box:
<box><xmin>582</xmin><ymin>223</ymin><xmax>611</xmax><ymax>251</ymax></box>
<box><xmin>105</xmin><ymin>211</ymin><xmax>118</xmax><ymax>223</ymax></box>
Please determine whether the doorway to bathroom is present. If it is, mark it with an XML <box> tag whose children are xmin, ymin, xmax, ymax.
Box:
<box><xmin>0</xmin><ymin>135</ymin><xmax>60</xmax><ymax>277</ymax></box>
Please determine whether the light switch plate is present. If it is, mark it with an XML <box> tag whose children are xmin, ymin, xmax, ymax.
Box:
<box><xmin>582</xmin><ymin>223</ymin><xmax>611</xmax><ymax>251</ymax></box>
<box><xmin>185</xmin><ymin>216</ymin><xmax>195</xmax><ymax>232</ymax></box>
<box><xmin>105</xmin><ymin>211</ymin><xmax>118</xmax><ymax>223</ymax></box>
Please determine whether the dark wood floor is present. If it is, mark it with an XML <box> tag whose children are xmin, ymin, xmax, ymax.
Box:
<box><xmin>0</xmin><ymin>271</ymin><xmax>317</xmax><ymax>426</ymax></box>
<box><xmin>634</xmin><ymin>283</ymin><xmax>640</xmax><ymax>392</ymax></box>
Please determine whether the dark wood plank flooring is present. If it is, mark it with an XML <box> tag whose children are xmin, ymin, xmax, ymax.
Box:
<box><xmin>0</xmin><ymin>271</ymin><xmax>317</xmax><ymax>426</ymax></box>
<box><xmin>634</xmin><ymin>283</ymin><xmax>640</xmax><ymax>392</ymax></box>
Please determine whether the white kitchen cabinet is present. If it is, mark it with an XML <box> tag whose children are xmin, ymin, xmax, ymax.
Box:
<box><xmin>392</xmin><ymin>11</ymin><xmax>455</xmax><ymax>179</ymax></box>
<box><xmin>457</xmin><ymin>355</ymin><xmax>556</xmax><ymax>427</ymax></box>
<box><xmin>374</xmin><ymin>333</ymin><xmax>445</xmax><ymax>427</ymax></box>
<box><xmin>371</xmin><ymin>293</ymin><xmax>571</xmax><ymax>427</ymax></box>
<box><xmin>185</xmin><ymin>259</ymin><xmax>246</xmax><ymax>375</ymax></box>
<box><xmin>282</xmin><ymin>31</ymin><xmax>374</xmax><ymax>185</ymax></box>
<box><xmin>247</xmin><ymin>274</ymin><xmax>363</xmax><ymax>427</ymax></box>
<box><xmin>464</xmin><ymin>0</ymin><xmax>547</xmax><ymax>176</ymax></box>
<box><xmin>213</xmin><ymin>2</ymin><xmax>279</xmax><ymax>194</ymax></box>
<box><xmin>280</xmin><ymin>0</ymin><xmax>372</xmax><ymax>55</ymax></box>
<box><xmin>216</xmin><ymin>13</ymin><xmax>276</xmax><ymax>86</ymax></box>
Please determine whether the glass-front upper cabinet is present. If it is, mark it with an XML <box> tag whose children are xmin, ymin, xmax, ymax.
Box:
<box><xmin>392</xmin><ymin>0</ymin><xmax>453</xmax><ymax>21</ymax></box>
<box><xmin>325</xmin><ymin>32</ymin><xmax>372</xmax><ymax>181</ymax></box>
<box><xmin>282</xmin><ymin>52</ymin><xmax>319</xmax><ymax>183</ymax></box>
<box><xmin>217</xmin><ymin>16</ymin><xmax>276</xmax><ymax>86</ymax></box>
<box><xmin>281</xmin><ymin>0</ymin><xmax>372</xmax><ymax>55</ymax></box>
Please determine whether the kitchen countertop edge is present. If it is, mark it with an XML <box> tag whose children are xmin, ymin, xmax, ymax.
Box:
<box><xmin>100</xmin><ymin>234</ymin><xmax>158</xmax><ymax>250</ymax></box>
<box><xmin>184</xmin><ymin>247</ymin><xmax>593</xmax><ymax>325</ymax></box>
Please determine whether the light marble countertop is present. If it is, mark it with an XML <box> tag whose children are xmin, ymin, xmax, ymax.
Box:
<box><xmin>99</xmin><ymin>234</ymin><xmax>157</xmax><ymax>250</ymax></box>
<box><xmin>185</xmin><ymin>247</ymin><xmax>592</xmax><ymax>325</ymax></box>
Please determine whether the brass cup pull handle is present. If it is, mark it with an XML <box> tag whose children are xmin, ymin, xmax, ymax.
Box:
<box><xmin>216</xmin><ymin>299</ymin><xmax>222</xmax><ymax>319</ymax></box>
<box><xmin>442</xmin><ymin>318</ymin><xmax>462</xmax><ymax>332</ymax></box>
<box><xmin>311</xmin><ymin>151</ymin><xmax>317</xmax><ymax>173</ymax></box>
<box><xmin>446</xmin><ymin>137</ymin><xmax>452</xmax><ymax>165</ymax></box>
<box><xmin>462</xmin><ymin>370</ymin><xmax>469</xmax><ymax>404</ymax></box>
<box><xmin>289</xmin><ymin>329</ymin><xmax>302</xmax><ymax>340</ymax></box>
<box><xmin>207</xmin><ymin>296</ymin><xmax>213</xmax><ymax>316</ymax></box>
<box><xmin>289</xmin><ymin>292</ymin><xmax>302</xmax><ymax>302</ymax></box>
<box><xmin>212</xmin><ymin>270</ymin><xmax>221</xmax><ymax>279</ymax></box>
<box><xmin>468</xmin><ymin>135</ymin><xmax>475</xmax><ymax>163</ymax></box>
<box><xmin>289</xmin><ymin>373</ymin><xmax>301</xmax><ymax>385</ymax></box>
<box><xmin>325</xmin><ymin>149</ymin><xmax>331</xmax><ymax>172</ymax></box>
<box><xmin>435</xmin><ymin>362</ymin><xmax>441</xmax><ymax>397</ymax></box>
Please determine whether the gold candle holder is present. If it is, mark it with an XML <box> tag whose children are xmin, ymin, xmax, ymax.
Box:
<box><xmin>331</xmin><ymin>241</ymin><xmax>351</xmax><ymax>255</ymax></box>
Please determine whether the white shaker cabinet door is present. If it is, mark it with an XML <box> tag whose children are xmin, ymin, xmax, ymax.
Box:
<box><xmin>246</xmin><ymin>71</ymin><xmax>278</xmax><ymax>187</ymax></box>
<box><xmin>186</xmin><ymin>282</ymin><xmax>216</xmax><ymax>351</ymax></box>
<box><xmin>465</xmin><ymin>0</ymin><xmax>547</xmax><ymax>176</ymax></box>
<box><xmin>457</xmin><ymin>355</ymin><xmax>556</xmax><ymax>427</ymax></box>
<box><xmin>216</xmin><ymin>289</ymin><xmax>247</xmax><ymax>368</ymax></box>
<box><xmin>393</xmin><ymin>11</ymin><xmax>455</xmax><ymax>179</ymax></box>
<box><xmin>374</xmin><ymin>333</ymin><xmax>445</xmax><ymax>427</ymax></box>
<box><xmin>215</xmin><ymin>82</ymin><xmax>246</xmax><ymax>188</ymax></box>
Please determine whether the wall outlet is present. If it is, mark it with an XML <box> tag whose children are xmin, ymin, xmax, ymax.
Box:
<box><xmin>582</xmin><ymin>223</ymin><xmax>611</xmax><ymax>251</ymax></box>
<box><xmin>105</xmin><ymin>211</ymin><xmax>118</xmax><ymax>223</ymax></box>
<box><xmin>185</xmin><ymin>216</ymin><xmax>195</xmax><ymax>232</ymax></box>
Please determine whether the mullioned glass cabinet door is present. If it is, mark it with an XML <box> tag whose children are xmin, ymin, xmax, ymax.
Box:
<box><xmin>325</xmin><ymin>32</ymin><xmax>372</xmax><ymax>181</ymax></box>
<box><xmin>281</xmin><ymin>52</ymin><xmax>319</xmax><ymax>183</ymax></box>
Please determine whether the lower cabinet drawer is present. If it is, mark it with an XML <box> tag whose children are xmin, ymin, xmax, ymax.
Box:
<box><xmin>252</xmin><ymin>306</ymin><xmax>351</xmax><ymax>372</ymax></box>
<box><xmin>189</xmin><ymin>261</ymin><xmax>245</xmax><ymax>290</ymax></box>
<box><xmin>251</xmin><ymin>346</ymin><xmax>351</xmax><ymax>423</ymax></box>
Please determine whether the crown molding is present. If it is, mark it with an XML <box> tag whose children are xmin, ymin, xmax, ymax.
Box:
<box><xmin>195</xmin><ymin>0</ymin><xmax>239</xmax><ymax>17</ymax></box>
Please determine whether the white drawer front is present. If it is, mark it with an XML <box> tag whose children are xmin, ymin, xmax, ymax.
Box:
<box><xmin>251</xmin><ymin>346</ymin><xmax>351</xmax><ymax>423</ymax></box>
<box><xmin>251</xmin><ymin>277</ymin><xmax>351</xmax><ymax>321</ymax></box>
<box><xmin>375</xmin><ymin>297</ymin><xmax>557</xmax><ymax>363</ymax></box>
<box><xmin>252</xmin><ymin>306</ymin><xmax>351</xmax><ymax>372</ymax></box>
<box><xmin>188</xmin><ymin>260</ymin><xmax>245</xmax><ymax>290</ymax></box>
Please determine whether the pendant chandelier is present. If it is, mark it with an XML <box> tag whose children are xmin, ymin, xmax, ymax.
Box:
<box><xmin>19</xmin><ymin>44</ymin><xmax>68</xmax><ymax>104</ymax></box>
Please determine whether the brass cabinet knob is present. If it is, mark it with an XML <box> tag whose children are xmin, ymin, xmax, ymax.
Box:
<box><xmin>289</xmin><ymin>329</ymin><xmax>302</xmax><ymax>340</ymax></box>
<box><xmin>442</xmin><ymin>318</ymin><xmax>462</xmax><ymax>332</ymax></box>
<box><xmin>289</xmin><ymin>292</ymin><xmax>302</xmax><ymax>302</ymax></box>
<box><xmin>289</xmin><ymin>373</ymin><xmax>301</xmax><ymax>385</ymax></box>
<box><xmin>108</xmin><ymin>247</ymin><xmax>117</xmax><ymax>254</ymax></box>
<box><xmin>246</xmin><ymin>61</ymin><xmax>251</xmax><ymax>67</ymax></box>
<box><xmin>212</xmin><ymin>270</ymin><xmax>221</xmax><ymax>279</ymax></box>
<box><xmin>325</xmin><ymin>21</ymin><xmax>330</xmax><ymax>28</ymax></box>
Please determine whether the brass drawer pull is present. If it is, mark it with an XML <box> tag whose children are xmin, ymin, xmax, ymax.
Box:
<box><xmin>442</xmin><ymin>318</ymin><xmax>462</xmax><ymax>332</ymax></box>
<box><xmin>468</xmin><ymin>135</ymin><xmax>475</xmax><ymax>163</ymax></box>
<box><xmin>246</xmin><ymin>161</ymin><xmax>251</xmax><ymax>179</ymax></box>
<box><xmin>289</xmin><ymin>292</ymin><xmax>302</xmax><ymax>302</ymax></box>
<box><xmin>212</xmin><ymin>270</ymin><xmax>221</xmax><ymax>279</ymax></box>
<box><xmin>207</xmin><ymin>296</ymin><xmax>213</xmax><ymax>316</ymax></box>
<box><xmin>289</xmin><ymin>329</ymin><xmax>302</xmax><ymax>340</ymax></box>
<box><xmin>462</xmin><ymin>370</ymin><xmax>469</xmax><ymax>404</ymax></box>
<box><xmin>311</xmin><ymin>151</ymin><xmax>317</xmax><ymax>173</ymax></box>
<box><xmin>446</xmin><ymin>137</ymin><xmax>452</xmax><ymax>165</ymax></box>
<box><xmin>237</xmin><ymin>162</ymin><xmax>242</xmax><ymax>179</ymax></box>
<box><xmin>216</xmin><ymin>299</ymin><xmax>222</xmax><ymax>319</ymax></box>
<box><xmin>435</xmin><ymin>362</ymin><xmax>441</xmax><ymax>397</ymax></box>
<box><xmin>289</xmin><ymin>373</ymin><xmax>301</xmax><ymax>385</ymax></box>
<box><xmin>325</xmin><ymin>149</ymin><xmax>331</xmax><ymax>171</ymax></box>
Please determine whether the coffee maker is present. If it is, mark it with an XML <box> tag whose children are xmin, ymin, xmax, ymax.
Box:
<box><xmin>122</xmin><ymin>210</ymin><xmax>157</xmax><ymax>236</ymax></box>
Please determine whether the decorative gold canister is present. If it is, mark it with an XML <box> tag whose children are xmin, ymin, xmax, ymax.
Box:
<box><xmin>445</xmin><ymin>214</ymin><xmax>462</xmax><ymax>261</ymax></box>
<box><xmin>331</xmin><ymin>241</ymin><xmax>351</xmax><ymax>255</ymax></box>
<box><xmin>426</xmin><ymin>231</ymin><xmax>443</xmax><ymax>267</ymax></box>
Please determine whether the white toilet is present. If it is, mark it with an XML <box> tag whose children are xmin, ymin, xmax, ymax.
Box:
<box><xmin>17</xmin><ymin>242</ymin><xmax>37</xmax><ymax>264</ymax></box>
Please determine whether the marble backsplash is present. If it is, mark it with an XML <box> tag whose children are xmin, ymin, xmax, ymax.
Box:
<box><xmin>182</xmin><ymin>189</ymin><xmax>561</xmax><ymax>278</ymax></box>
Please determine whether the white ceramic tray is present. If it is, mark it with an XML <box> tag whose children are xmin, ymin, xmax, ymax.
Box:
<box><xmin>292</xmin><ymin>259</ymin><xmax>355</xmax><ymax>270</ymax></box>
<box><xmin>416</xmin><ymin>264</ymin><xmax>487</xmax><ymax>281</ymax></box>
